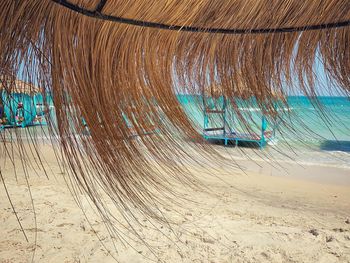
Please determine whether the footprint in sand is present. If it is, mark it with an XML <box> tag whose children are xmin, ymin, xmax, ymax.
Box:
<box><xmin>56</xmin><ymin>223</ymin><xmax>74</xmax><ymax>227</ymax></box>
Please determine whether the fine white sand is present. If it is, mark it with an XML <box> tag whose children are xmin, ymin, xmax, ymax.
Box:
<box><xmin>0</xmin><ymin>143</ymin><xmax>350</xmax><ymax>263</ymax></box>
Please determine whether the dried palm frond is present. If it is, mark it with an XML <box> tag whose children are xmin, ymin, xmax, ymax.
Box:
<box><xmin>1</xmin><ymin>0</ymin><xmax>350</xmax><ymax>237</ymax></box>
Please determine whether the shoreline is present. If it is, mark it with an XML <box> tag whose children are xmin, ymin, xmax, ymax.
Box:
<box><xmin>226</xmin><ymin>157</ymin><xmax>350</xmax><ymax>186</ymax></box>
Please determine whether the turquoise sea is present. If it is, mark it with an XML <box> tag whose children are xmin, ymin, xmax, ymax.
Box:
<box><xmin>6</xmin><ymin>94</ymin><xmax>349</xmax><ymax>169</ymax></box>
<box><xmin>178</xmin><ymin>95</ymin><xmax>350</xmax><ymax>168</ymax></box>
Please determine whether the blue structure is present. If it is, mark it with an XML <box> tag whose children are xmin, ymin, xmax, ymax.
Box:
<box><xmin>32</xmin><ymin>93</ymin><xmax>49</xmax><ymax>125</ymax></box>
<box><xmin>0</xmin><ymin>90</ymin><xmax>49</xmax><ymax>130</ymax></box>
<box><xmin>202</xmin><ymin>96</ymin><xmax>275</xmax><ymax>149</ymax></box>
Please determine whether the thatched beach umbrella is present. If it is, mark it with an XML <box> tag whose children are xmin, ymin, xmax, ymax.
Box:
<box><xmin>1</xmin><ymin>0</ymin><xmax>350</xmax><ymax>238</ymax></box>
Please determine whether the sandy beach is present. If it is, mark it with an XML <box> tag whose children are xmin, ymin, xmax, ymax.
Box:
<box><xmin>3</xmin><ymin>0</ymin><xmax>350</xmax><ymax>262</ymax></box>
<box><xmin>0</xmin><ymin>142</ymin><xmax>350</xmax><ymax>263</ymax></box>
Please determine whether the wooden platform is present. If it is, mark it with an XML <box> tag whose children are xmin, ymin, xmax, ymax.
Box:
<box><xmin>203</xmin><ymin>130</ymin><xmax>273</xmax><ymax>148</ymax></box>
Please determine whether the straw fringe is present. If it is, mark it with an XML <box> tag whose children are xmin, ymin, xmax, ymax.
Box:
<box><xmin>1</xmin><ymin>0</ymin><xmax>350</xmax><ymax>223</ymax></box>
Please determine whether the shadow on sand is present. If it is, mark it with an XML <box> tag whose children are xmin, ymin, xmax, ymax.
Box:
<box><xmin>205</xmin><ymin>138</ymin><xmax>261</xmax><ymax>149</ymax></box>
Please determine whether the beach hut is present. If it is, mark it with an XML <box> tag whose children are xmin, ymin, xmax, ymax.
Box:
<box><xmin>0</xmin><ymin>76</ymin><xmax>48</xmax><ymax>129</ymax></box>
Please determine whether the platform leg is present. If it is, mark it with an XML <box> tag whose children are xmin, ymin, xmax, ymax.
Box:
<box><xmin>224</xmin><ymin>139</ymin><xmax>228</xmax><ymax>146</ymax></box>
